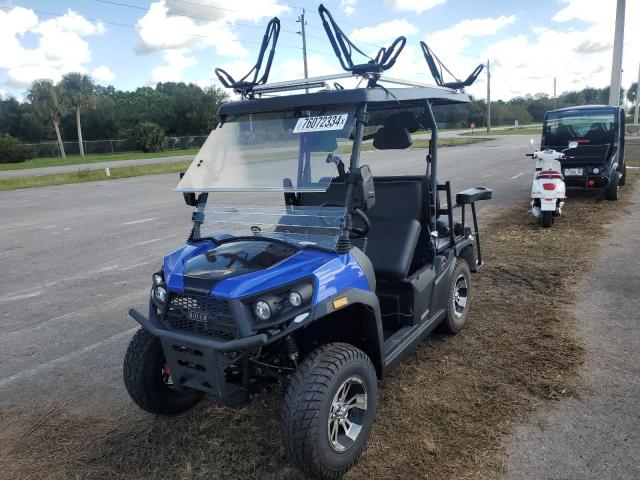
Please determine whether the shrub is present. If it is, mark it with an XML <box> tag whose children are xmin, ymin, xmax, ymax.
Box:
<box><xmin>131</xmin><ymin>122</ymin><xmax>168</xmax><ymax>153</ymax></box>
<box><xmin>0</xmin><ymin>133</ymin><xmax>33</xmax><ymax>163</ymax></box>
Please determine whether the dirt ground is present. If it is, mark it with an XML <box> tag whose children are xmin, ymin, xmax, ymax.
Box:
<box><xmin>1</xmin><ymin>141</ymin><xmax>638</xmax><ymax>480</ymax></box>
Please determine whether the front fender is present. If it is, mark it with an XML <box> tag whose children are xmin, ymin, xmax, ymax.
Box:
<box><xmin>311</xmin><ymin>288</ymin><xmax>385</xmax><ymax>378</ymax></box>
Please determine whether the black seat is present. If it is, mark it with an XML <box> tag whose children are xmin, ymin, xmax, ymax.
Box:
<box><xmin>299</xmin><ymin>179</ymin><xmax>424</xmax><ymax>281</ymax></box>
<box><xmin>456</xmin><ymin>187</ymin><xmax>492</xmax><ymax>204</ymax></box>
<box><xmin>366</xmin><ymin>180</ymin><xmax>422</xmax><ymax>280</ymax></box>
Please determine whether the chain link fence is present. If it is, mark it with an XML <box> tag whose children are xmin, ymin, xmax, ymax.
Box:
<box><xmin>24</xmin><ymin>135</ymin><xmax>209</xmax><ymax>159</ymax></box>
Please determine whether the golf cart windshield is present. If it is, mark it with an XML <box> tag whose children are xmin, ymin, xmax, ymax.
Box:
<box><xmin>178</xmin><ymin>107</ymin><xmax>357</xmax><ymax>250</ymax></box>
<box><xmin>544</xmin><ymin>109</ymin><xmax>617</xmax><ymax>146</ymax></box>
<box><xmin>176</xmin><ymin>108</ymin><xmax>357</xmax><ymax>192</ymax></box>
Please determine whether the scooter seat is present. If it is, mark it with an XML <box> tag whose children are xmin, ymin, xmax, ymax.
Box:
<box><xmin>536</xmin><ymin>170</ymin><xmax>563</xmax><ymax>180</ymax></box>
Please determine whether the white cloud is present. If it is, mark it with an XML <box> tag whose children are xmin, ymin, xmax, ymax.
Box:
<box><xmin>0</xmin><ymin>7</ymin><xmax>104</xmax><ymax>89</ymax></box>
<box><xmin>480</xmin><ymin>0</ymin><xmax>639</xmax><ymax>100</ymax></box>
<box><xmin>150</xmin><ymin>50</ymin><xmax>198</xmax><ymax>84</ymax></box>
<box><xmin>136</xmin><ymin>0</ymin><xmax>288</xmax><ymax>56</ymax></box>
<box><xmin>552</xmin><ymin>0</ymin><xmax>614</xmax><ymax>24</ymax></box>
<box><xmin>92</xmin><ymin>65</ymin><xmax>116</xmax><ymax>83</ymax></box>
<box><xmin>427</xmin><ymin>15</ymin><xmax>516</xmax><ymax>54</ymax></box>
<box><xmin>138</xmin><ymin>0</ymin><xmax>290</xmax><ymax>84</ymax></box>
<box><xmin>385</xmin><ymin>0</ymin><xmax>446</xmax><ymax>14</ymax></box>
<box><xmin>341</xmin><ymin>0</ymin><xmax>357</xmax><ymax>16</ymax></box>
<box><xmin>350</xmin><ymin>20</ymin><xmax>418</xmax><ymax>45</ymax></box>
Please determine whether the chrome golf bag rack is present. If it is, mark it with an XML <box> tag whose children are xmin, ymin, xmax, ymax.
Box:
<box><xmin>420</xmin><ymin>41</ymin><xmax>484</xmax><ymax>91</ymax></box>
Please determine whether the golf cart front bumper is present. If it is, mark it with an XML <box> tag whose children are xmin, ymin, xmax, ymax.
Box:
<box><xmin>129</xmin><ymin>304</ymin><xmax>268</xmax><ymax>405</ymax></box>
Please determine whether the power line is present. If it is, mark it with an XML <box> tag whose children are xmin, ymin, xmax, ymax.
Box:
<box><xmin>91</xmin><ymin>0</ymin><xmax>303</xmax><ymax>35</ymax></box>
<box><xmin>0</xmin><ymin>4</ymin><xmax>335</xmax><ymax>57</ymax></box>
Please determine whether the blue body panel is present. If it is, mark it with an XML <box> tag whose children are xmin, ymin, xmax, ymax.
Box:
<box><xmin>163</xmin><ymin>241</ymin><xmax>372</xmax><ymax>305</ymax></box>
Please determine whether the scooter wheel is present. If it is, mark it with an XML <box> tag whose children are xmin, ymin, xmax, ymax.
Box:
<box><xmin>541</xmin><ymin>211</ymin><xmax>553</xmax><ymax>228</ymax></box>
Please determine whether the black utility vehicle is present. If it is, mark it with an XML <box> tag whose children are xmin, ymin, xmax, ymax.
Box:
<box><xmin>123</xmin><ymin>6</ymin><xmax>491</xmax><ymax>479</ymax></box>
<box><xmin>542</xmin><ymin>105</ymin><xmax>626</xmax><ymax>200</ymax></box>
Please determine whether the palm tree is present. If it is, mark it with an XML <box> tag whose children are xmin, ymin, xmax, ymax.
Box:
<box><xmin>27</xmin><ymin>79</ymin><xmax>68</xmax><ymax>158</ymax></box>
<box><xmin>59</xmin><ymin>73</ymin><xmax>96</xmax><ymax>157</ymax></box>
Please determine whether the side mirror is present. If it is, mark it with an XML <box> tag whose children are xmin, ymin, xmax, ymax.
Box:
<box><xmin>568</xmin><ymin>141</ymin><xmax>579</xmax><ymax>149</ymax></box>
<box><xmin>180</xmin><ymin>172</ymin><xmax>198</xmax><ymax>206</ymax></box>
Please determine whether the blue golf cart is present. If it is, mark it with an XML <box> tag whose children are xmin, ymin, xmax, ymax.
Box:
<box><xmin>123</xmin><ymin>6</ymin><xmax>491</xmax><ymax>479</ymax></box>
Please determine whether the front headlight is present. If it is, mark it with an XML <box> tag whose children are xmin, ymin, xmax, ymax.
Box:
<box><xmin>288</xmin><ymin>291</ymin><xmax>303</xmax><ymax>307</ymax></box>
<box><xmin>253</xmin><ymin>300</ymin><xmax>272</xmax><ymax>320</ymax></box>
<box><xmin>153</xmin><ymin>286</ymin><xmax>167</xmax><ymax>303</ymax></box>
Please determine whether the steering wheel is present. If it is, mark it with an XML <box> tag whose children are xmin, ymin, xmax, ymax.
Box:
<box><xmin>319</xmin><ymin>202</ymin><xmax>370</xmax><ymax>238</ymax></box>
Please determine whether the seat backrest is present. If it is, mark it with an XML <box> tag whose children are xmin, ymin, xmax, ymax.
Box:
<box><xmin>298</xmin><ymin>178</ymin><xmax>426</xmax><ymax>281</ymax></box>
<box><xmin>365</xmin><ymin>179</ymin><xmax>424</xmax><ymax>280</ymax></box>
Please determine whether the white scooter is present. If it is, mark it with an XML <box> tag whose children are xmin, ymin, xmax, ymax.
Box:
<box><xmin>526</xmin><ymin>140</ymin><xmax>577</xmax><ymax>228</ymax></box>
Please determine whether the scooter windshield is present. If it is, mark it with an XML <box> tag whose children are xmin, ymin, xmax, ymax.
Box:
<box><xmin>176</xmin><ymin>108</ymin><xmax>357</xmax><ymax>193</ymax></box>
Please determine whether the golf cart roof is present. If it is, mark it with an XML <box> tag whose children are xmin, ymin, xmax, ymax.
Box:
<box><xmin>218</xmin><ymin>85</ymin><xmax>470</xmax><ymax>118</ymax></box>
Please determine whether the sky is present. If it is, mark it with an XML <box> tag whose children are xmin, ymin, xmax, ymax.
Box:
<box><xmin>0</xmin><ymin>0</ymin><xmax>639</xmax><ymax>102</ymax></box>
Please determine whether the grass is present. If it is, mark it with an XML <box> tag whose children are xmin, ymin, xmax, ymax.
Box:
<box><xmin>0</xmin><ymin>137</ymin><xmax>488</xmax><ymax>191</ymax></box>
<box><xmin>1</xmin><ymin>143</ymin><xmax>638</xmax><ymax>480</ymax></box>
<box><xmin>463</xmin><ymin>126</ymin><xmax>542</xmax><ymax>137</ymax></box>
<box><xmin>0</xmin><ymin>161</ymin><xmax>191</xmax><ymax>191</ymax></box>
<box><xmin>0</xmin><ymin>149</ymin><xmax>198</xmax><ymax>171</ymax></box>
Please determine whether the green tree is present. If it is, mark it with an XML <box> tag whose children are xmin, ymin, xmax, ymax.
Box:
<box><xmin>627</xmin><ymin>82</ymin><xmax>638</xmax><ymax>107</ymax></box>
<box><xmin>59</xmin><ymin>73</ymin><xmax>96</xmax><ymax>157</ymax></box>
<box><xmin>27</xmin><ymin>79</ymin><xmax>68</xmax><ymax>158</ymax></box>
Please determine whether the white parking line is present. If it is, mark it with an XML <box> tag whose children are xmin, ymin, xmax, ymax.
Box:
<box><xmin>0</xmin><ymin>291</ymin><xmax>42</xmax><ymax>305</ymax></box>
<box><xmin>124</xmin><ymin>217</ymin><xmax>157</xmax><ymax>226</ymax></box>
<box><xmin>0</xmin><ymin>327</ymin><xmax>137</xmax><ymax>388</ymax></box>
<box><xmin>481</xmin><ymin>173</ymin><xmax>495</xmax><ymax>178</ymax></box>
<box><xmin>510</xmin><ymin>172</ymin><xmax>524</xmax><ymax>180</ymax></box>
<box><xmin>131</xmin><ymin>237</ymin><xmax>161</xmax><ymax>247</ymax></box>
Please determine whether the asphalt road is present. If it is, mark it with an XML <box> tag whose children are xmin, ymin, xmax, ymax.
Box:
<box><xmin>0</xmin><ymin>125</ymin><xmax>539</xmax><ymax>179</ymax></box>
<box><xmin>0</xmin><ymin>135</ymin><xmax>534</xmax><ymax>412</ymax></box>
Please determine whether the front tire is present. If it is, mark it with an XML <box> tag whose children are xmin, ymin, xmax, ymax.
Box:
<box><xmin>604</xmin><ymin>172</ymin><xmax>620</xmax><ymax>201</ymax></box>
<box><xmin>541</xmin><ymin>211</ymin><xmax>554</xmax><ymax>228</ymax></box>
<box><xmin>438</xmin><ymin>258</ymin><xmax>472</xmax><ymax>334</ymax></box>
<box><xmin>281</xmin><ymin>343</ymin><xmax>378</xmax><ymax>480</ymax></box>
<box><xmin>123</xmin><ymin>328</ymin><xmax>204</xmax><ymax>415</ymax></box>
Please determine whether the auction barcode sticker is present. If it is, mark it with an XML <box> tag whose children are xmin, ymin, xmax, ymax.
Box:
<box><xmin>293</xmin><ymin>114</ymin><xmax>348</xmax><ymax>133</ymax></box>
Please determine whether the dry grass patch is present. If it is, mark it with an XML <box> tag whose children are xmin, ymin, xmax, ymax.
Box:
<box><xmin>2</xmin><ymin>142</ymin><xmax>638</xmax><ymax>480</ymax></box>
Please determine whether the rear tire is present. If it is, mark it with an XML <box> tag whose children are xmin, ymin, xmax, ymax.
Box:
<box><xmin>123</xmin><ymin>328</ymin><xmax>204</xmax><ymax>415</ymax></box>
<box><xmin>604</xmin><ymin>172</ymin><xmax>620</xmax><ymax>201</ymax></box>
<box><xmin>541</xmin><ymin>211</ymin><xmax>553</xmax><ymax>228</ymax></box>
<box><xmin>281</xmin><ymin>343</ymin><xmax>377</xmax><ymax>480</ymax></box>
<box><xmin>438</xmin><ymin>258</ymin><xmax>471</xmax><ymax>334</ymax></box>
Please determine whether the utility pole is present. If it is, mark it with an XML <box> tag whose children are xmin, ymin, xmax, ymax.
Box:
<box><xmin>486</xmin><ymin>59</ymin><xmax>491</xmax><ymax>133</ymax></box>
<box><xmin>297</xmin><ymin>9</ymin><xmax>309</xmax><ymax>92</ymax></box>
<box><xmin>608</xmin><ymin>0</ymin><xmax>625</xmax><ymax>106</ymax></box>
<box><xmin>634</xmin><ymin>62</ymin><xmax>640</xmax><ymax>128</ymax></box>
<box><xmin>553</xmin><ymin>77</ymin><xmax>557</xmax><ymax>109</ymax></box>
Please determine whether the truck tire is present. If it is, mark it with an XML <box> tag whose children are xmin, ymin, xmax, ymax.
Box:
<box><xmin>438</xmin><ymin>258</ymin><xmax>471</xmax><ymax>334</ymax></box>
<box><xmin>541</xmin><ymin>211</ymin><xmax>553</xmax><ymax>228</ymax></box>
<box><xmin>281</xmin><ymin>343</ymin><xmax>377</xmax><ymax>480</ymax></box>
<box><xmin>619</xmin><ymin>163</ymin><xmax>627</xmax><ymax>187</ymax></box>
<box><xmin>604</xmin><ymin>172</ymin><xmax>620</xmax><ymax>201</ymax></box>
<box><xmin>123</xmin><ymin>328</ymin><xmax>204</xmax><ymax>415</ymax></box>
